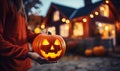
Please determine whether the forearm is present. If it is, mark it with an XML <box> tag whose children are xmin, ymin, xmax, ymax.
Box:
<box><xmin>0</xmin><ymin>35</ymin><xmax>29</xmax><ymax>59</ymax></box>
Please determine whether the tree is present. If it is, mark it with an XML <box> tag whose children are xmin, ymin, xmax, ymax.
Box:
<box><xmin>23</xmin><ymin>0</ymin><xmax>42</xmax><ymax>16</ymax></box>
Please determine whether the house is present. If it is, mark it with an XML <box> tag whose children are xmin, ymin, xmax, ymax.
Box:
<box><xmin>28</xmin><ymin>14</ymin><xmax>44</xmax><ymax>31</ymax></box>
<box><xmin>41</xmin><ymin>0</ymin><xmax>120</xmax><ymax>47</ymax></box>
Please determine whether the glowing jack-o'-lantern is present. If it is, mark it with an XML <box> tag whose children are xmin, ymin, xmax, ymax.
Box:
<box><xmin>32</xmin><ymin>33</ymin><xmax>66</xmax><ymax>61</ymax></box>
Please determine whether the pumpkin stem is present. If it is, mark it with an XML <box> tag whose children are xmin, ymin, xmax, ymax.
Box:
<box><xmin>48</xmin><ymin>31</ymin><xmax>52</xmax><ymax>35</ymax></box>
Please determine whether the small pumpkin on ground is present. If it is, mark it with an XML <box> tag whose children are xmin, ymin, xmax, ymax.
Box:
<box><xmin>93</xmin><ymin>46</ymin><xmax>106</xmax><ymax>56</ymax></box>
<box><xmin>84</xmin><ymin>49</ymin><xmax>93</xmax><ymax>56</ymax></box>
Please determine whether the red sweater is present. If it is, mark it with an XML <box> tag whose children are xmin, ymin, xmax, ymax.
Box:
<box><xmin>0</xmin><ymin>0</ymin><xmax>37</xmax><ymax>71</ymax></box>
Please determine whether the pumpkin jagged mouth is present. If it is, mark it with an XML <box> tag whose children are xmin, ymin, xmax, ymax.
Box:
<box><xmin>40</xmin><ymin>50</ymin><xmax>62</xmax><ymax>59</ymax></box>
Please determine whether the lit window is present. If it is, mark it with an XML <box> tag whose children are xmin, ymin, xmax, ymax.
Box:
<box><xmin>60</xmin><ymin>24</ymin><xmax>69</xmax><ymax>37</ymax></box>
<box><xmin>99</xmin><ymin>4</ymin><xmax>109</xmax><ymax>17</ymax></box>
<box><xmin>48</xmin><ymin>27</ymin><xmax>56</xmax><ymax>35</ymax></box>
<box><xmin>73</xmin><ymin>22</ymin><xmax>84</xmax><ymax>36</ymax></box>
<box><xmin>66</xmin><ymin>20</ymin><xmax>70</xmax><ymax>24</ymax></box>
<box><xmin>53</xmin><ymin>10</ymin><xmax>60</xmax><ymax>22</ymax></box>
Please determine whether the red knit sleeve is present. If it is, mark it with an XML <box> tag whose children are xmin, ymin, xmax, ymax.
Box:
<box><xmin>0</xmin><ymin>0</ymin><xmax>29</xmax><ymax>59</ymax></box>
<box><xmin>0</xmin><ymin>35</ymin><xmax>29</xmax><ymax>59</ymax></box>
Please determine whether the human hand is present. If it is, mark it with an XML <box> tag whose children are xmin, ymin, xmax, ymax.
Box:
<box><xmin>27</xmin><ymin>52</ymin><xmax>57</xmax><ymax>64</ymax></box>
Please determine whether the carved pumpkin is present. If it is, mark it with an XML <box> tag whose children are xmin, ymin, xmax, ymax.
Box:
<box><xmin>32</xmin><ymin>34</ymin><xmax>66</xmax><ymax>61</ymax></box>
<box><xmin>84</xmin><ymin>49</ymin><xmax>93</xmax><ymax>56</ymax></box>
<box><xmin>93</xmin><ymin>46</ymin><xmax>106</xmax><ymax>56</ymax></box>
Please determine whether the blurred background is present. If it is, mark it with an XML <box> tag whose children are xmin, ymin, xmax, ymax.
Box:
<box><xmin>22</xmin><ymin>0</ymin><xmax>120</xmax><ymax>71</ymax></box>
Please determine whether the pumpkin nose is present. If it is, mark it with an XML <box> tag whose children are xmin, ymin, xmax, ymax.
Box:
<box><xmin>50</xmin><ymin>45</ymin><xmax>54</xmax><ymax>50</ymax></box>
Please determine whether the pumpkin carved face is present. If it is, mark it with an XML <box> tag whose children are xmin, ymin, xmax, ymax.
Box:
<box><xmin>32</xmin><ymin>34</ymin><xmax>66</xmax><ymax>61</ymax></box>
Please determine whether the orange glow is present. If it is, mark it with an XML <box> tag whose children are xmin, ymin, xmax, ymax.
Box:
<box><xmin>90</xmin><ymin>14</ymin><xmax>94</xmax><ymax>18</ymax></box>
<box><xmin>105</xmin><ymin>0</ymin><xmax>109</xmax><ymax>4</ymax></box>
<box><xmin>66</xmin><ymin>20</ymin><xmax>70</xmax><ymax>23</ymax></box>
<box><xmin>65</xmin><ymin>25</ymin><xmax>69</xmax><ymax>30</ymax></box>
<box><xmin>54</xmin><ymin>39</ymin><xmax>60</xmax><ymax>45</ymax></box>
<box><xmin>42</xmin><ymin>39</ymin><xmax>49</xmax><ymax>45</ymax></box>
<box><xmin>105</xmin><ymin>26</ymin><xmax>109</xmax><ymax>31</ymax></box>
<box><xmin>53</xmin><ymin>11</ymin><xmax>60</xmax><ymax>21</ymax></box>
<box><xmin>73</xmin><ymin>22</ymin><xmax>84</xmax><ymax>36</ymax></box>
<box><xmin>50</xmin><ymin>46</ymin><xmax>55</xmax><ymax>50</ymax></box>
<box><xmin>96</xmin><ymin>22</ymin><xmax>116</xmax><ymax>45</ymax></box>
<box><xmin>100</xmin><ymin>6</ymin><xmax>105</xmax><ymax>11</ymax></box>
<box><xmin>60</xmin><ymin>24</ymin><xmax>69</xmax><ymax>37</ymax></box>
<box><xmin>34</xmin><ymin>27</ymin><xmax>41</xmax><ymax>34</ymax></box>
<box><xmin>100</xmin><ymin>4</ymin><xmax>109</xmax><ymax>17</ymax></box>
<box><xmin>83</xmin><ymin>18</ymin><xmax>87</xmax><ymax>22</ymax></box>
<box><xmin>40</xmin><ymin>50</ymin><xmax>62</xmax><ymax>59</ymax></box>
<box><xmin>98</xmin><ymin>23</ymin><xmax>102</xmax><ymax>27</ymax></box>
<box><xmin>95</xmin><ymin>11</ymin><xmax>99</xmax><ymax>15</ymax></box>
<box><xmin>111</xmin><ymin>30</ymin><xmax>115</xmax><ymax>34</ymax></box>
<box><xmin>41</xmin><ymin>24</ymin><xmax>45</xmax><ymax>29</ymax></box>
<box><xmin>116</xmin><ymin>22</ymin><xmax>120</xmax><ymax>29</ymax></box>
<box><xmin>62</xmin><ymin>18</ymin><xmax>66</xmax><ymax>22</ymax></box>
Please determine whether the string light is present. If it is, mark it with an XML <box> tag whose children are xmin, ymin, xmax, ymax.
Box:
<box><xmin>34</xmin><ymin>27</ymin><xmax>41</xmax><ymax>34</ymax></box>
<box><xmin>95</xmin><ymin>11</ymin><xmax>99</xmax><ymax>15</ymax></box>
<box><xmin>89</xmin><ymin>14</ymin><xmax>94</xmax><ymax>18</ymax></box>
<box><xmin>41</xmin><ymin>24</ymin><xmax>45</xmax><ymax>29</ymax></box>
<box><xmin>66</xmin><ymin>20</ymin><xmax>70</xmax><ymax>24</ymax></box>
<box><xmin>62</xmin><ymin>18</ymin><xmax>66</xmax><ymax>22</ymax></box>
<box><xmin>105</xmin><ymin>0</ymin><xmax>109</xmax><ymax>4</ymax></box>
<box><xmin>83</xmin><ymin>18</ymin><xmax>87</xmax><ymax>22</ymax></box>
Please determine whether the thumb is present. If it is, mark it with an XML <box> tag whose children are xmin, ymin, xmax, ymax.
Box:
<box><xmin>28</xmin><ymin>52</ymin><xmax>40</xmax><ymax>59</ymax></box>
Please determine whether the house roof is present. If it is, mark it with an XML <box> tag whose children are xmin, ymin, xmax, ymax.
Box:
<box><xmin>46</xmin><ymin>0</ymin><xmax>119</xmax><ymax>22</ymax></box>
<box><xmin>51</xmin><ymin>3</ymin><xmax>76</xmax><ymax>18</ymax></box>
<box><xmin>111</xmin><ymin>0</ymin><xmax>120</xmax><ymax>14</ymax></box>
<box><xmin>72</xmin><ymin>1</ymin><xmax>103</xmax><ymax>18</ymax></box>
<box><xmin>50</xmin><ymin>1</ymin><xmax>103</xmax><ymax>19</ymax></box>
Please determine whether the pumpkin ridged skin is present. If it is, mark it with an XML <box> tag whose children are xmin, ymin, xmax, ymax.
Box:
<box><xmin>32</xmin><ymin>34</ymin><xmax>66</xmax><ymax>61</ymax></box>
<box><xmin>93</xmin><ymin>46</ymin><xmax>106</xmax><ymax>56</ymax></box>
<box><xmin>85</xmin><ymin>49</ymin><xmax>93</xmax><ymax>56</ymax></box>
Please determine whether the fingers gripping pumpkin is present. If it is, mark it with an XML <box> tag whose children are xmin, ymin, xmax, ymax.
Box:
<box><xmin>32</xmin><ymin>34</ymin><xmax>66</xmax><ymax>61</ymax></box>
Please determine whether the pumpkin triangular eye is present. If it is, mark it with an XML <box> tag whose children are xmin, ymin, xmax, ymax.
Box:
<box><xmin>42</xmin><ymin>39</ymin><xmax>49</xmax><ymax>45</ymax></box>
<box><xmin>54</xmin><ymin>39</ymin><xmax>60</xmax><ymax>45</ymax></box>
